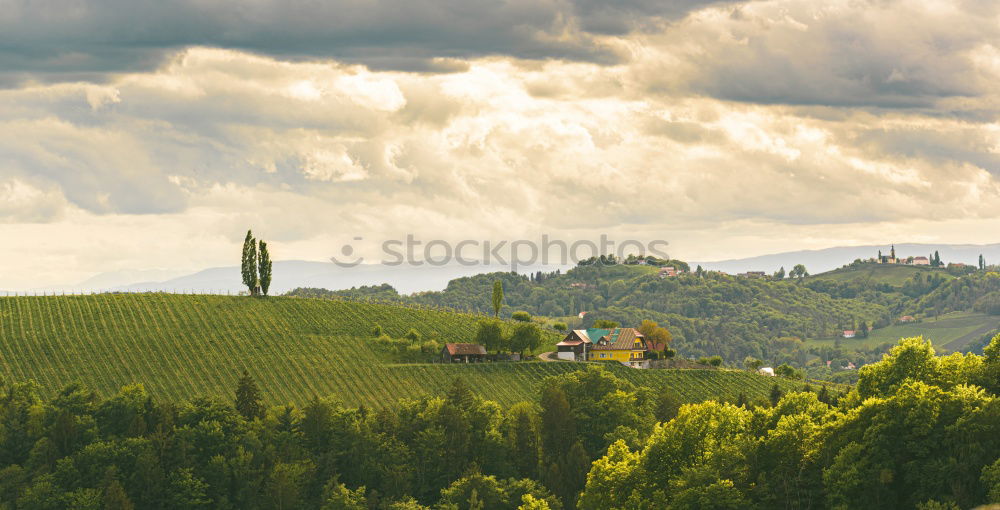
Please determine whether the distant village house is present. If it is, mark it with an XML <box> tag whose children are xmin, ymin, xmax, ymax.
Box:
<box><xmin>842</xmin><ymin>330</ymin><xmax>856</xmax><ymax>338</ymax></box>
<box><xmin>658</xmin><ymin>267</ymin><xmax>678</xmax><ymax>278</ymax></box>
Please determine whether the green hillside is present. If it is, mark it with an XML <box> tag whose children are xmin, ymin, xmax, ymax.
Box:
<box><xmin>807</xmin><ymin>311</ymin><xmax>1000</xmax><ymax>352</ymax></box>
<box><xmin>0</xmin><ymin>294</ymin><xmax>801</xmax><ymax>408</ymax></box>
<box><xmin>807</xmin><ymin>263</ymin><xmax>954</xmax><ymax>286</ymax></box>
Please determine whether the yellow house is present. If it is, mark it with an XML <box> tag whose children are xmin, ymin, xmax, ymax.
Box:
<box><xmin>558</xmin><ymin>327</ymin><xmax>648</xmax><ymax>367</ymax></box>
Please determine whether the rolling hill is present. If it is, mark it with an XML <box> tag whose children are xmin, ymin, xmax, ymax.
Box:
<box><xmin>694</xmin><ymin>242</ymin><xmax>1000</xmax><ymax>274</ymax></box>
<box><xmin>805</xmin><ymin>263</ymin><xmax>956</xmax><ymax>287</ymax></box>
<box><xmin>806</xmin><ymin>311</ymin><xmax>1000</xmax><ymax>352</ymax></box>
<box><xmin>0</xmin><ymin>294</ymin><xmax>802</xmax><ymax>408</ymax></box>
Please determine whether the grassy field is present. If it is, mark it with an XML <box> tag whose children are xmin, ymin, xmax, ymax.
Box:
<box><xmin>806</xmin><ymin>311</ymin><xmax>999</xmax><ymax>352</ymax></box>
<box><xmin>0</xmin><ymin>294</ymin><xmax>805</xmax><ymax>408</ymax></box>
<box><xmin>807</xmin><ymin>264</ymin><xmax>955</xmax><ymax>286</ymax></box>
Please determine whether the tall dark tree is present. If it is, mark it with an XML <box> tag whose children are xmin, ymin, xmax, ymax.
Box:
<box><xmin>258</xmin><ymin>240</ymin><xmax>273</xmax><ymax>297</ymax></box>
<box><xmin>540</xmin><ymin>384</ymin><xmax>585</xmax><ymax>506</ymax></box>
<box><xmin>769</xmin><ymin>383</ymin><xmax>783</xmax><ymax>407</ymax></box>
<box><xmin>103</xmin><ymin>468</ymin><xmax>135</xmax><ymax>510</ymax></box>
<box><xmin>234</xmin><ymin>370</ymin><xmax>264</xmax><ymax>421</ymax></box>
<box><xmin>492</xmin><ymin>280</ymin><xmax>504</xmax><ymax>318</ymax></box>
<box><xmin>446</xmin><ymin>377</ymin><xmax>475</xmax><ymax>410</ymax></box>
<box><xmin>505</xmin><ymin>402</ymin><xmax>541</xmax><ymax>479</ymax></box>
<box><xmin>241</xmin><ymin>230</ymin><xmax>258</xmax><ymax>296</ymax></box>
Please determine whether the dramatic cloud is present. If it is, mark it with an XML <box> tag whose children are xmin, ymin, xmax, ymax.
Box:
<box><xmin>2</xmin><ymin>0</ymin><xmax>1000</xmax><ymax>287</ymax></box>
<box><xmin>633</xmin><ymin>0</ymin><xmax>1000</xmax><ymax>110</ymax></box>
<box><xmin>0</xmin><ymin>0</ymin><xmax>737</xmax><ymax>84</ymax></box>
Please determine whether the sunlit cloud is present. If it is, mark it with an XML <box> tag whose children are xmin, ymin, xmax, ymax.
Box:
<box><xmin>2</xmin><ymin>0</ymin><xmax>1000</xmax><ymax>287</ymax></box>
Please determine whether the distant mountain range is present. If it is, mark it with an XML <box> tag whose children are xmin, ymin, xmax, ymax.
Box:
<box><xmin>14</xmin><ymin>261</ymin><xmax>571</xmax><ymax>296</ymax></box>
<box><xmin>12</xmin><ymin>242</ymin><xmax>1000</xmax><ymax>296</ymax></box>
<box><xmin>692</xmin><ymin>243</ymin><xmax>1000</xmax><ymax>275</ymax></box>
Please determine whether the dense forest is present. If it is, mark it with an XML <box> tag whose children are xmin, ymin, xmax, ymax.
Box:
<box><xmin>0</xmin><ymin>335</ymin><xmax>998</xmax><ymax>509</ymax></box>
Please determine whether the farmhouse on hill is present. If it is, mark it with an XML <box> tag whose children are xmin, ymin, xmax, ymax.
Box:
<box><xmin>556</xmin><ymin>327</ymin><xmax>649</xmax><ymax>367</ymax></box>
<box><xmin>441</xmin><ymin>343</ymin><xmax>487</xmax><ymax>363</ymax></box>
<box><xmin>843</xmin><ymin>330</ymin><xmax>856</xmax><ymax>338</ymax></box>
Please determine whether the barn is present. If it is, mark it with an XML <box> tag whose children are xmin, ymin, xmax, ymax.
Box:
<box><xmin>441</xmin><ymin>343</ymin><xmax>487</xmax><ymax>363</ymax></box>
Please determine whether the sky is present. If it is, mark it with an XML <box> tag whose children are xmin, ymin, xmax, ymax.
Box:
<box><xmin>2</xmin><ymin>0</ymin><xmax>1000</xmax><ymax>288</ymax></box>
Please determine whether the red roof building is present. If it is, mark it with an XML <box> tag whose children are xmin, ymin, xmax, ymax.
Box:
<box><xmin>441</xmin><ymin>343</ymin><xmax>487</xmax><ymax>363</ymax></box>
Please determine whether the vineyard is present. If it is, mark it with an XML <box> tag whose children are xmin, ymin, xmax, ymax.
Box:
<box><xmin>0</xmin><ymin>294</ymin><xmax>803</xmax><ymax>407</ymax></box>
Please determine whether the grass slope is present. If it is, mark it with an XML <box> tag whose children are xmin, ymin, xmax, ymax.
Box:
<box><xmin>807</xmin><ymin>264</ymin><xmax>954</xmax><ymax>286</ymax></box>
<box><xmin>0</xmin><ymin>294</ymin><xmax>803</xmax><ymax>407</ymax></box>
<box><xmin>807</xmin><ymin>311</ymin><xmax>1000</xmax><ymax>352</ymax></box>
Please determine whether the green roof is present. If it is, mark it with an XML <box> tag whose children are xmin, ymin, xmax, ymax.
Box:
<box><xmin>584</xmin><ymin>328</ymin><xmax>612</xmax><ymax>343</ymax></box>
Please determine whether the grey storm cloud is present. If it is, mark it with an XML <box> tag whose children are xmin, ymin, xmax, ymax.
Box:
<box><xmin>637</xmin><ymin>0</ymin><xmax>1000</xmax><ymax>110</ymax></box>
<box><xmin>0</xmin><ymin>0</ymin><xmax>733</xmax><ymax>84</ymax></box>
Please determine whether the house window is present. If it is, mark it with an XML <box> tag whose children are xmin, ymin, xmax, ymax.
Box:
<box><xmin>600</xmin><ymin>353</ymin><xmax>606</xmax><ymax>359</ymax></box>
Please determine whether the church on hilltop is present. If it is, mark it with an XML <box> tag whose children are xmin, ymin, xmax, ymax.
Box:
<box><xmin>877</xmin><ymin>245</ymin><xmax>938</xmax><ymax>266</ymax></box>
<box><xmin>878</xmin><ymin>245</ymin><xmax>899</xmax><ymax>264</ymax></box>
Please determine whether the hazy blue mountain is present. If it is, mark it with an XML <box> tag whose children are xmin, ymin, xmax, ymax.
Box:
<box><xmin>22</xmin><ymin>260</ymin><xmax>571</xmax><ymax>296</ymax></box>
<box><xmin>16</xmin><ymin>242</ymin><xmax>1000</xmax><ymax>297</ymax></box>
<box><xmin>692</xmin><ymin>243</ymin><xmax>1000</xmax><ymax>275</ymax></box>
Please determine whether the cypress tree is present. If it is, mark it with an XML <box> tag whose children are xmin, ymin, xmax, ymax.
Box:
<box><xmin>241</xmin><ymin>230</ymin><xmax>258</xmax><ymax>296</ymax></box>
<box><xmin>258</xmin><ymin>240</ymin><xmax>272</xmax><ymax>296</ymax></box>
<box><xmin>234</xmin><ymin>370</ymin><xmax>265</xmax><ymax>421</ymax></box>
<box><xmin>491</xmin><ymin>280</ymin><xmax>504</xmax><ymax>318</ymax></box>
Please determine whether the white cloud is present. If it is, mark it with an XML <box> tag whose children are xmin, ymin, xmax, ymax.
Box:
<box><xmin>2</xmin><ymin>0</ymin><xmax>1000</xmax><ymax>287</ymax></box>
